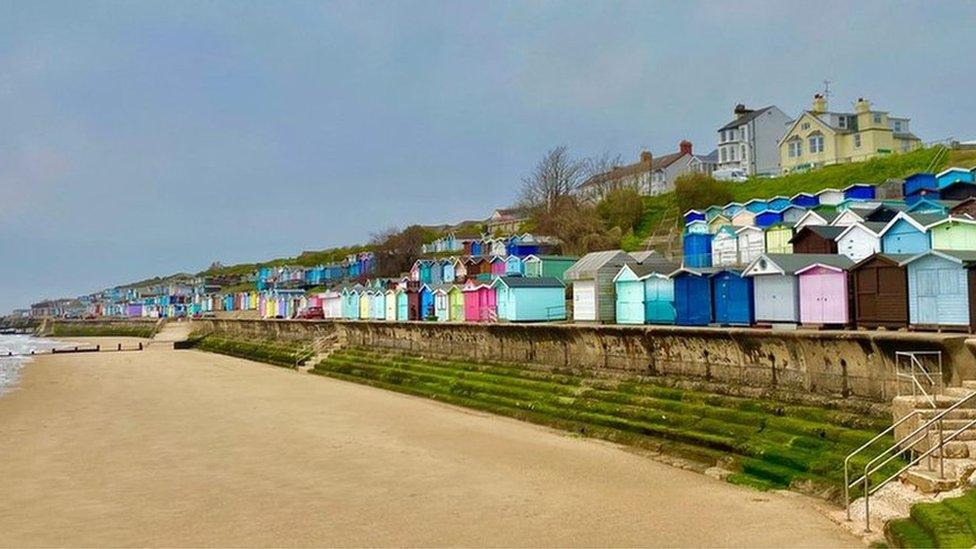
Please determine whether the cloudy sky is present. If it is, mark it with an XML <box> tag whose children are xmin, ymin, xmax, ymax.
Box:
<box><xmin>2</xmin><ymin>1</ymin><xmax>975</xmax><ymax>312</ymax></box>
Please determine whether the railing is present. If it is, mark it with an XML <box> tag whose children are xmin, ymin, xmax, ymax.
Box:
<box><xmin>895</xmin><ymin>351</ymin><xmax>943</xmax><ymax>408</ymax></box>
<box><xmin>845</xmin><ymin>388</ymin><xmax>976</xmax><ymax>532</ymax></box>
<box><xmin>924</xmin><ymin>144</ymin><xmax>949</xmax><ymax>173</ymax></box>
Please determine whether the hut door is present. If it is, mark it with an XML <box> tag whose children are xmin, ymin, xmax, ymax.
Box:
<box><xmin>915</xmin><ymin>269</ymin><xmax>940</xmax><ymax>325</ymax></box>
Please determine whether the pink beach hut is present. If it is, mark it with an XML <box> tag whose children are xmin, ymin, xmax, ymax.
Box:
<box><xmin>462</xmin><ymin>281</ymin><xmax>496</xmax><ymax>321</ymax></box>
<box><xmin>489</xmin><ymin>256</ymin><xmax>507</xmax><ymax>276</ymax></box>
<box><xmin>796</xmin><ymin>259</ymin><xmax>854</xmax><ymax>326</ymax></box>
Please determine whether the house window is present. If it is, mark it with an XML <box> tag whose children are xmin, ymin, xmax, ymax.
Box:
<box><xmin>741</xmin><ymin>126</ymin><xmax>748</xmax><ymax>140</ymax></box>
<box><xmin>720</xmin><ymin>148</ymin><xmax>727</xmax><ymax>162</ymax></box>
<box><xmin>729</xmin><ymin>147</ymin><xmax>736</xmax><ymax>161</ymax></box>
<box><xmin>838</xmin><ymin>116</ymin><xmax>847</xmax><ymax>129</ymax></box>
<box><xmin>788</xmin><ymin>138</ymin><xmax>802</xmax><ymax>158</ymax></box>
<box><xmin>894</xmin><ymin>120</ymin><xmax>903</xmax><ymax>132</ymax></box>
<box><xmin>873</xmin><ymin>113</ymin><xmax>882</xmax><ymax>124</ymax></box>
<box><xmin>808</xmin><ymin>133</ymin><xmax>824</xmax><ymax>154</ymax></box>
<box><xmin>801</xmin><ymin>122</ymin><xmax>810</xmax><ymax>131</ymax></box>
<box><xmin>854</xmin><ymin>134</ymin><xmax>861</xmax><ymax>149</ymax></box>
<box><xmin>740</xmin><ymin>145</ymin><xmax>746</xmax><ymax>161</ymax></box>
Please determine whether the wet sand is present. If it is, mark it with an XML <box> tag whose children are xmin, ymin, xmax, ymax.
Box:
<box><xmin>0</xmin><ymin>348</ymin><xmax>859</xmax><ymax>547</ymax></box>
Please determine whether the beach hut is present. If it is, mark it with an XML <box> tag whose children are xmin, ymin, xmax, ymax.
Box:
<box><xmin>450</xmin><ymin>257</ymin><xmax>467</xmax><ymax>282</ymax></box>
<box><xmin>951</xmin><ymin>198</ymin><xmax>976</xmax><ymax>219</ymax></box>
<box><xmin>564</xmin><ymin>250</ymin><xmax>636</xmax><ymax>323</ymax></box>
<box><xmin>907</xmin><ymin>198</ymin><xmax>954</xmax><ymax>215</ymax></box>
<box><xmin>722</xmin><ymin>202</ymin><xmax>744</xmax><ymax>218</ymax></box>
<box><xmin>816</xmin><ymin>188</ymin><xmax>846</xmax><ymax>206</ymax></box>
<box><xmin>791</xmin><ymin>193</ymin><xmax>819</xmax><ymax>208</ymax></box>
<box><xmin>489</xmin><ymin>256</ymin><xmax>507</xmax><ymax>276</ymax></box>
<box><xmin>441</xmin><ymin>259</ymin><xmax>456</xmax><ymax>284</ymax></box>
<box><xmin>448</xmin><ymin>285</ymin><xmax>465</xmax><ymax>321</ymax></box>
<box><xmin>384</xmin><ymin>289</ymin><xmax>397</xmax><ymax>321</ymax></box>
<box><xmin>744</xmin><ymin>199</ymin><xmax>768</xmax><ymax>213</ymax></box>
<box><xmin>611</xmin><ymin>259</ymin><xmax>679</xmax><ymax>325</ymax></box>
<box><xmin>682</xmin><ymin>232</ymin><xmax>712</xmax><ymax>268</ymax></box>
<box><xmin>504</xmin><ymin>255</ymin><xmax>524</xmax><ymax>275</ymax></box>
<box><xmin>794</xmin><ymin>209</ymin><xmax>839</xmax><ymax>231</ymax></box>
<box><xmin>939</xmin><ymin>181</ymin><xmax>976</xmax><ymax>202</ymax></box>
<box><xmin>731</xmin><ymin>209</ymin><xmax>757</xmax><ymax>227</ymax></box>
<box><xmin>796</xmin><ymin>260</ymin><xmax>854</xmax><ymax>326</ymax></box>
<box><xmin>779</xmin><ymin>205</ymin><xmax>807</xmax><ymax>225</ymax></box>
<box><xmin>465</xmin><ymin>257</ymin><xmax>488</xmax><ymax>277</ymax></box>
<box><xmin>903</xmin><ymin>250</ymin><xmax>976</xmax><ymax>331</ymax></box>
<box><xmin>754</xmin><ymin>210</ymin><xmax>783</xmax><ymax>229</ymax></box>
<box><xmin>705</xmin><ymin>205</ymin><xmax>724</xmax><ymax>220</ymax></box>
<box><xmin>470</xmin><ymin>238</ymin><xmax>485</xmax><ymax>257</ymax></box>
<box><xmin>358</xmin><ymin>289</ymin><xmax>371</xmax><ymax>320</ymax></box>
<box><xmin>791</xmin><ymin>225</ymin><xmax>842</xmax><ymax>255</ymax></box>
<box><xmin>835</xmin><ymin>222</ymin><xmax>885</xmax><ymax>262</ymax></box>
<box><xmin>613</xmin><ymin>263</ymin><xmax>651</xmax><ymax>324</ymax></box>
<box><xmin>341</xmin><ymin>286</ymin><xmax>361</xmax><ymax>319</ymax></box>
<box><xmin>395</xmin><ymin>288</ymin><xmax>409</xmax><ymax>321</ymax></box>
<box><xmin>684</xmin><ymin>209</ymin><xmax>706</xmax><ymax>224</ymax></box>
<box><xmin>767</xmin><ymin>196</ymin><xmax>791</xmax><ymax>211</ymax></box>
<box><xmin>861</xmin><ymin>203</ymin><xmax>906</xmax><ymax>223</ymax></box>
<box><xmin>764</xmin><ymin>223</ymin><xmax>794</xmax><ymax>254</ymax></box>
<box><xmin>416</xmin><ymin>260</ymin><xmax>433</xmax><ymax>284</ymax></box>
<box><xmin>710</xmin><ymin>269</ymin><xmax>754</xmax><ymax>326</ymax></box>
<box><xmin>672</xmin><ymin>267</ymin><xmax>716</xmax><ymax>326</ymax></box>
<box><xmin>831</xmin><ymin>208</ymin><xmax>868</xmax><ymax>227</ymax></box>
<box><xmin>370</xmin><ymin>289</ymin><xmax>386</xmax><ymax>320</ymax></box>
<box><xmin>419</xmin><ymin>285</ymin><xmax>435</xmax><ymax>320</ymax></box>
<box><xmin>711</xmin><ymin>226</ymin><xmax>739</xmax><ymax>267</ymax></box>
<box><xmin>880</xmin><ymin>212</ymin><xmax>937</xmax><ymax>255</ymax></box>
<box><xmin>433</xmin><ymin>285</ymin><xmax>452</xmax><ymax>322</ymax></box>
<box><xmin>462</xmin><ymin>281</ymin><xmax>496</xmax><ymax>322</ymax></box>
<box><xmin>522</xmin><ymin>255</ymin><xmax>578</xmax><ymax>281</ymax></box>
<box><xmin>685</xmin><ymin>219</ymin><xmax>709</xmax><ymax>234</ymax></box>
<box><xmin>936</xmin><ymin>167</ymin><xmax>975</xmax><ymax>189</ymax></box>
<box><xmin>492</xmin><ymin>276</ymin><xmax>566</xmax><ymax>322</ymax></box>
<box><xmin>490</xmin><ymin>239</ymin><xmax>508</xmax><ymax>257</ymax></box>
<box><xmin>843</xmin><ymin>184</ymin><xmax>876</xmax><ymax>201</ymax></box>
<box><xmin>904</xmin><ymin>173</ymin><xmax>938</xmax><ymax>200</ymax></box>
<box><xmin>850</xmin><ymin>253</ymin><xmax>912</xmax><ymax>329</ymax></box>
<box><xmin>743</xmin><ymin>254</ymin><xmax>852</xmax><ymax>325</ymax></box>
<box><xmin>736</xmin><ymin>226</ymin><xmax>765</xmax><ymax>265</ymax></box>
<box><xmin>707</xmin><ymin>214</ymin><xmax>732</xmax><ymax>234</ymax></box>
<box><xmin>928</xmin><ymin>217</ymin><xmax>976</xmax><ymax>251</ymax></box>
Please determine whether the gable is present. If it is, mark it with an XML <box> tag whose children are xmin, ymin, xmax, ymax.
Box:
<box><xmin>779</xmin><ymin>112</ymin><xmax>836</xmax><ymax>145</ymax></box>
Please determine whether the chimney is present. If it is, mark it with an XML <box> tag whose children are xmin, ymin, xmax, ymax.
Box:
<box><xmin>812</xmin><ymin>93</ymin><xmax>827</xmax><ymax>114</ymax></box>
<box><xmin>855</xmin><ymin>97</ymin><xmax>871</xmax><ymax>114</ymax></box>
<box><xmin>679</xmin><ymin>140</ymin><xmax>693</xmax><ymax>156</ymax></box>
<box><xmin>639</xmin><ymin>150</ymin><xmax>652</xmax><ymax>164</ymax></box>
<box><xmin>733</xmin><ymin>103</ymin><xmax>752</xmax><ymax>118</ymax></box>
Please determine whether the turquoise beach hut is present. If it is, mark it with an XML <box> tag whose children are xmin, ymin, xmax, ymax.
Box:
<box><xmin>612</xmin><ymin>259</ymin><xmax>680</xmax><ymax>324</ymax></box>
<box><xmin>491</xmin><ymin>276</ymin><xmax>566</xmax><ymax>321</ymax></box>
<box><xmin>505</xmin><ymin>255</ymin><xmax>524</xmax><ymax>275</ymax></box>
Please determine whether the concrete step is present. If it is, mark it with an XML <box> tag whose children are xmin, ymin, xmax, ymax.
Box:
<box><xmin>917</xmin><ymin>408</ymin><xmax>976</xmax><ymax>420</ymax></box>
<box><xmin>963</xmin><ymin>380</ymin><xmax>976</xmax><ymax>390</ymax></box>
<box><xmin>944</xmin><ymin>387</ymin><xmax>976</xmax><ymax>398</ymax></box>
<box><xmin>902</xmin><ymin>468</ymin><xmax>959</xmax><ymax>493</ymax></box>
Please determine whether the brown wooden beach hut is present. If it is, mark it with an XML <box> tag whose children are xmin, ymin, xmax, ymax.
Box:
<box><xmin>790</xmin><ymin>226</ymin><xmax>843</xmax><ymax>255</ymax></box>
<box><xmin>850</xmin><ymin>253</ymin><xmax>913</xmax><ymax>329</ymax></box>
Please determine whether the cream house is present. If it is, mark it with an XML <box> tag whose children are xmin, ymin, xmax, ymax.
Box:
<box><xmin>779</xmin><ymin>95</ymin><xmax>921</xmax><ymax>173</ymax></box>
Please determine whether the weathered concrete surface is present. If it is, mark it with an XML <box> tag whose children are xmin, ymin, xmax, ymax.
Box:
<box><xmin>39</xmin><ymin>318</ymin><xmax>159</xmax><ymax>336</ymax></box>
<box><xmin>194</xmin><ymin>319</ymin><xmax>976</xmax><ymax>403</ymax></box>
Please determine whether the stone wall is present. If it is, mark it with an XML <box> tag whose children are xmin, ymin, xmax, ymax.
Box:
<box><xmin>194</xmin><ymin>319</ymin><xmax>976</xmax><ymax>403</ymax></box>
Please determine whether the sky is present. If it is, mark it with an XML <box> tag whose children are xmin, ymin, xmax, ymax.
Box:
<box><xmin>2</xmin><ymin>1</ymin><xmax>975</xmax><ymax>313</ymax></box>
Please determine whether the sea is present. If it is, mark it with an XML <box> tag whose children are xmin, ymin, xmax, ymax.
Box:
<box><xmin>0</xmin><ymin>334</ymin><xmax>63</xmax><ymax>396</ymax></box>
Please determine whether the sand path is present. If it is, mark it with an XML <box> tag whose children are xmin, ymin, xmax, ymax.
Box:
<box><xmin>0</xmin><ymin>348</ymin><xmax>859</xmax><ymax>547</ymax></box>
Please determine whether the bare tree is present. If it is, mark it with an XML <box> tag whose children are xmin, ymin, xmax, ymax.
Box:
<box><xmin>519</xmin><ymin>146</ymin><xmax>586</xmax><ymax>213</ymax></box>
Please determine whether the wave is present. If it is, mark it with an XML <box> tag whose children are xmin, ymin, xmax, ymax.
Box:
<box><xmin>0</xmin><ymin>335</ymin><xmax>64</xmax><ymax>396</ymax></box>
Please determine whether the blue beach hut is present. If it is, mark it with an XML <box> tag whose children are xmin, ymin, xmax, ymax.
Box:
<box><xmin>791</xmin><ymin>193</ymin><xmax>819</xmax><ymax>208</ymax></box>
<box><xmin>767</xmin><ymin>196</ymin><xmax>791</xmax><ymax>211</ymax></box>
<box><xmin>419</xmin><ymin>285</ymin><xmax>435</xmax><ymax>320</ymax></box>
<box><xmin>710</xmin><ymin>270</ymin><xmax>754</xmax><ymax>326</ymax></box>
<box><xmin>505</xmin><ymin>255</ymin><xmax>524</xmax><ymax>275</ymax></box>
<box><xmin>744</xmin><ymin>199</ymin><xmax>768</xmax><ymax>213</ymax></box>
<box><xmin>880</xmin><ymin>212</ymin><xmax>936</xmax><ymax>255</ymax></box>
<box><xmin>672</xmin><ymin>267</ymin><xmax>716</xmax><ymax>326</ymax></box>
<box><xmin>722</xmin><ymin>202</ymin><xmax>744</xmax><ymax>218</ymax></box>
<box><xmin>684</xmin><ymin>209</ymin><xmax>706</xmax><ymax>224</ymax></box>
<box><xmin>904</xmin><ymin>173</ymin><xmax>938</xmax><ymax>198</ymax></box>
<box><xmin>471</xmin><ymin>239</ymin><xmax>484</xmax><ymax>257</ymax></box>
<box><xmin>902</xmin><ymin>250</ymin><xmax>976</xmax><ymax>331</ymax></box>
<box><xmin>754</xmin><ymin>210</ymin><xmax>784</xmax><ymax>228</ymax></box>
<box><xmin>936</xmin><ymin>168</ymin><xmax>975</xmax><ymax>189</ymax></box>
<box><xmin>844</xmin><ymin>184</ymin><xmax>876</xmax><ymax>200</ymax></box>
<box><xmin>682</xmin><ymin>232</ymin><xmax>712</xmax><ymax>268</ymax></box>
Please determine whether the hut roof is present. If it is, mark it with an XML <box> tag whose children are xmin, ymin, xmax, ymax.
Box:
<box><xmin>743</xmin><ymin>253</ymin><xmax>854</xmax><ymax>276</ymax></box>
<box><xmin>790</xmin><ymin>225</ymin><xmax>844</xmax><ymax>243</ymax></box>
<box><xmin>492</xmin><ymin>276</ymin><xmax>564</xmax><ymax>289</ymax></box>
<box><xmin>564</xmin><ymin>250</ymin><xmax>634</xmax><ymax>281</ymax></box>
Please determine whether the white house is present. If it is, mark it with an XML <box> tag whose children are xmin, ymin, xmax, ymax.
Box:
<box><xmin>716</xmin><ymin>104</ymin><xmax>793</xmax><ymax>177</ymax></box>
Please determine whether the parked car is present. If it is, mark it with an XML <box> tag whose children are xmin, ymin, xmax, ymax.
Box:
<box><xmin>713</xmin><ymin>168</ymin><xmax>749</xmax><ymax>183</ymax></box>
<box><xmin>296</xmin><ymin>307</ymin><xmax>324</xmax><ymax>320</ymax></box>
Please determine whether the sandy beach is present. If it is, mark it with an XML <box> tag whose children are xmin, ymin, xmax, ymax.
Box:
<box><xmin>0</xmin><ymin>346</ymin><xmax>859</xmax><ymax>547</ymax></box>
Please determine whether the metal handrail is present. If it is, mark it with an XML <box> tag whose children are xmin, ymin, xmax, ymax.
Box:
<box><xmin>843</xmin><ymin>409</ymin><xmax>922</xmax><ymax>518</ymax></box>
<box><xmin>847</xmin><ymin>389</ymin><xmax>976</xmax><ymax>532</ymax></box>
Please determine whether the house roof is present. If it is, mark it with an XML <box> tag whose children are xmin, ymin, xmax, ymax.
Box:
<box><xmin>718</xmin><ymin>106</ymin><xmax>774</xmax><ymax>131</ymax></box>
<box><xmin>791</xmin><ymin>225</ymin><xmax>844</xmax><ymax>242</ymax></box>
<box><xmin>744</xmin><ymin>253</ymin><xmax>854</xmax><ymax>276</ymax></box>
<box><xmin>492</xmin><ymin>276</ymin><xmax>564</xmax><ymax>289</ymax></box>
<box><xmin>564</xmin><ymin>250</ymin><xmax>634</xmax><ymax>280</ymax></box>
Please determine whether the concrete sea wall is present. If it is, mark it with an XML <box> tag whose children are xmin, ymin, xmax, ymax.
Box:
<box><xmin>194</xmin><ymin>319</ymin><xmax>976</xmax><ymax>403</ymax></box>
